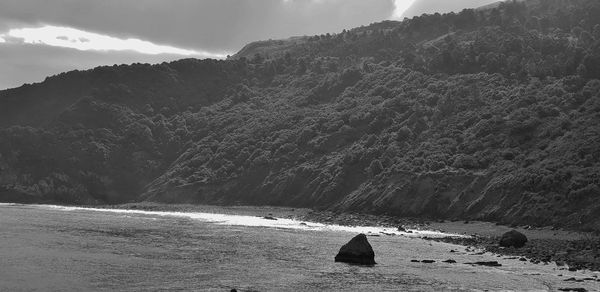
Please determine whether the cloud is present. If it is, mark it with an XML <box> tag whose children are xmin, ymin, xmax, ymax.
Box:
<box><xmin>401</xmin><ymin>0</ymin><xmax>500</xmax><ymax>18</ymax></box>
<box><xmin>1</xmin><ymin>25</ymin><xmax>228</xmax><ymax>58</ymax></box>
<box><xmin>0</xmin><ymin>0</ymin><xmax>396</xmax><ymax>52</ymax></box>
<box><xmin>392</xmin><ymin>0</ymin><xmax>416</xmax><ymax>20</ymax></box>
<box><xmin>0</xmin><ymin>0</ymin><xmax>399</xmax><ymax>89</ymax></box>
<box><xmin>0</xmin><ymin>41</ymin><xmax>199</xmax><ymax>90</ymax></box>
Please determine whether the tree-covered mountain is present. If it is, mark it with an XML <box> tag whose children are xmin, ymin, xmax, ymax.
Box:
<box><xmin>1</xmin><ymin>0</ymin><xmax>599</xmax><ymax>230</ymax></box>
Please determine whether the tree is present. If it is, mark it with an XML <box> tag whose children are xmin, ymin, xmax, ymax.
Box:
<box><xmin>368</xmin><ymin>159</ymin><xmax>383</xmax><ymax>177</ymax></box>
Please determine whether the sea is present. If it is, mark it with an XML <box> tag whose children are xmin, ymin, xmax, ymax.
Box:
<box><xmin>1</xmin><ymin>203</ymin><xmax>598</xmax><ymax>291</ymax></box>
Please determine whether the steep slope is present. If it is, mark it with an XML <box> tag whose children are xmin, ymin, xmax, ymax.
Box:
<box><xmin>1</xmin><ymin>0</ymin><xmax>599</xmax><ymax>230</ymax></box>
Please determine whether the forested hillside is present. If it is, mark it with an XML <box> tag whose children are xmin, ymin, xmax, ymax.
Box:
<box><xmin>1</xmin><ymin>0</ymin><xmax>599</xmax><ymax>230</ymax></box>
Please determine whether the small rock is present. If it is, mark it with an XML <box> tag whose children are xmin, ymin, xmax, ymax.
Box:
<box><xmin>443</xmin><ymin>259</ymin><xmax>457</xmax><ymax>264</ymax></box>
<box><xmin>568</xmin><ymin>267</ymin><xmax>578</xmax><ymax>272</ymax></box>
<box><xmin>397</xmin><ymin>226</ymin><xmax>407</xmax><ymax>232</ymax></box>
<box><xmin>499</xmin><ymin>230</ymin><xmax>528</xmax><ymax>248</ymax></box>
<box><xmin>421</xmin><ymin>260</ymin><xmax>435</xmax><ymax>263</ymax></box>
<box><xmin>466</xmin><ymin>261</ymin><xmax>502</xmax><ymax>267</ymax></box>
<box><xmin>410</xmin><ymin>259</ymin><xmax>420</xmax><ymax>263</ymax></box>
<box><xmin>519</xmin><ymin>257</ymin><xmax>527</xmax><ymax>261</ymax></box>
<box><xmin>299</xmin><ymin>222</ymin><xmax>307</xmax><ymax>226</ymax></box>
<box><xmin>334</xmin><ymin>234</ymin><xmax>376</xmax><ymax>265</ymax></box>
<box><xmin>263</xmin><ymin>216</ymin><xmax>277</xmax><ymax>220</ymax></box>
<box><xmin>558</xmin><ymin>288</ymin><xmax>587</xmax><ymax>292</ymax></box>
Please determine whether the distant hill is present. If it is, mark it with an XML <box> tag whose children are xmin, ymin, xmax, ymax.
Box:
<box><xmin>1</xmin><ymin>0</ymin><xmax>599</xmax><ymax>231</ymax></box>
<box><xmin>403</xmin><ymin>0</ymin><xmax>501</xmax><ymax>18</ymax></box>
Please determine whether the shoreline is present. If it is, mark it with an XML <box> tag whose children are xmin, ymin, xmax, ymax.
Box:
<box><xmin>7</xmin><ymin>201</ymin><xmax>600</xmax><ymax>272</ymax></box>
<box><xmin>111</xmin><ymin>202</ymin><xmax>600</xmax><ymax>272</ymax></box>
<box><xmin>300</xmin><ymin>208</ymin><xmax>600</xmax><ymax>272</ymax></box>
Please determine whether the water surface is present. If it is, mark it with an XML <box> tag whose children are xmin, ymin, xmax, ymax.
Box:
<box><xmin>1</xmin><ymin>204</ymin><xmax>598</xmax><ymax>291</ymax></box>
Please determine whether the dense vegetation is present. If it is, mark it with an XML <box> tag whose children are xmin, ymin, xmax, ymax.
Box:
<box><xmin>1</xmin><ymin>0</ymin><xmax>599</xmax><ymax>230</ymax></box>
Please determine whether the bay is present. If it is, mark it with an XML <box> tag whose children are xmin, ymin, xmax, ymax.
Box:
<box><xmin>0</xmin><ymin>204</ymin><xmax>598</xmax><ymax>291</ymax></box>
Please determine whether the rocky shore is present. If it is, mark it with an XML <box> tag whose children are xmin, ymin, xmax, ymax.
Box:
<box><xmin>102</xmin><ymin>203</ymin><xmax>600</xmax><ymax>272</ymax></box>
<box><xmin>299</xmin><ymin>210</ymin><xmax>600</xmax><ymax>272</ymax></box>
<box><xmin>427</xmin><ymin>234</ymin><xmax>600</xmax><ymax>272</ymax></box>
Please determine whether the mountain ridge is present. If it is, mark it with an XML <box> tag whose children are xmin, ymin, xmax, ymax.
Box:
<box><xmin>402</xmin><ymin>0</ymin><xmax>502</xmax><ymax>18</ymax></box>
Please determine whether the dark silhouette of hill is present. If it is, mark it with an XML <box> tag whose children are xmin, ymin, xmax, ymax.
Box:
<box><xmin>1</xmin><ymin>0</ymin><xmax>599</xmax><ymax>230</ymax></box>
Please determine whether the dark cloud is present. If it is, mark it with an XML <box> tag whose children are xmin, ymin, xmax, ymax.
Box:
<box><xmin>0</xmin><ymin>0</ymin><xmax>396</xmax><ymax>52</ymax></box>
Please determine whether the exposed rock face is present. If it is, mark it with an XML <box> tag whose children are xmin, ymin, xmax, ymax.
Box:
<box><xmin>499</xmin><ymin>230</ymin><xmax>528</xmax><ymax>248</ymax></box>
<box><xmin>334</xmin><ymin>234</ymin><xmax>376</xmax><ymax>265</ymax></box>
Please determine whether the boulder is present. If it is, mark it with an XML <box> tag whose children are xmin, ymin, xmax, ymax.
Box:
<box><xmin>499</xmin><ymin>230</ymin><xmax>528</xmax><ymax>248</ymax></box>
<box><xmin>334</xmin><ymin>234</ymin><xmax>376</xmax><ymax>265</ymax></box>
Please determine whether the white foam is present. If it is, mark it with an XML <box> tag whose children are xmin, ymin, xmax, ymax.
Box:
<box><xmin>19</xmin><ymin>204</ymin><xmax>467</xmax><ymax>238</ymax></box>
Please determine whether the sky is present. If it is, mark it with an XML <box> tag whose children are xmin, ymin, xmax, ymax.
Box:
<box><xmin>0</xmin><ymin>0</ymin><xmax>499</xmax><ymax>90</ymax></box>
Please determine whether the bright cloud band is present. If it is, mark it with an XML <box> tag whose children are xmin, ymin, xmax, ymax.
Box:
<box><xmin>392</xmin><ymin>0</ymin><xmax>416</xmax><ymax>20</ymax></box>
<box><xmin>0</xmin><ymin>25</ymin><xmax>227</xmax><ymax>58</ymax></box>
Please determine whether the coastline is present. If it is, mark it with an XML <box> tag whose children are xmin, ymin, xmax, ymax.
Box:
<box><xmin>3</xmin><ymin>201</ymin><xmax>596</xmax><ymax>272</ymax></box>
<box><xmin>87</xmin><ymin>202</ymin><xmax>600</xmax><ymax>272</ymax></box>
<box><xmin>302</xmin><ymin>209</ymin><xmax>600</xmax><ymax>272</ymax></box>
<box><xmin>4</xmin><ymin>202</ymin><xmax>600</xmax><ymax>291</ymax></box>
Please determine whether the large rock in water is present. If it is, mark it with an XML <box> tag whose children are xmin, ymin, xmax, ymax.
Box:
<box><xmin>334</xmin><ymin>234</ymin><xmax>376</xmax><ymax>265</ymax></box>
<box><xmin>499</xmin><ymin>230</ymin><xmax>528</xmax><ymax>248</ymax></box>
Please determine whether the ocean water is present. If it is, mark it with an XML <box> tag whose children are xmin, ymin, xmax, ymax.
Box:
<box><xmin>0</xmin><ymin>203</ymin><xmax>598</xmax><ymax>291</ymax></box>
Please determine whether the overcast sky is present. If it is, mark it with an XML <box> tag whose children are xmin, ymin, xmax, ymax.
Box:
<box><xmin>0</xmin><ymin>0</ymin><xmax>499</xmax><ymax>90</ymax></box>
